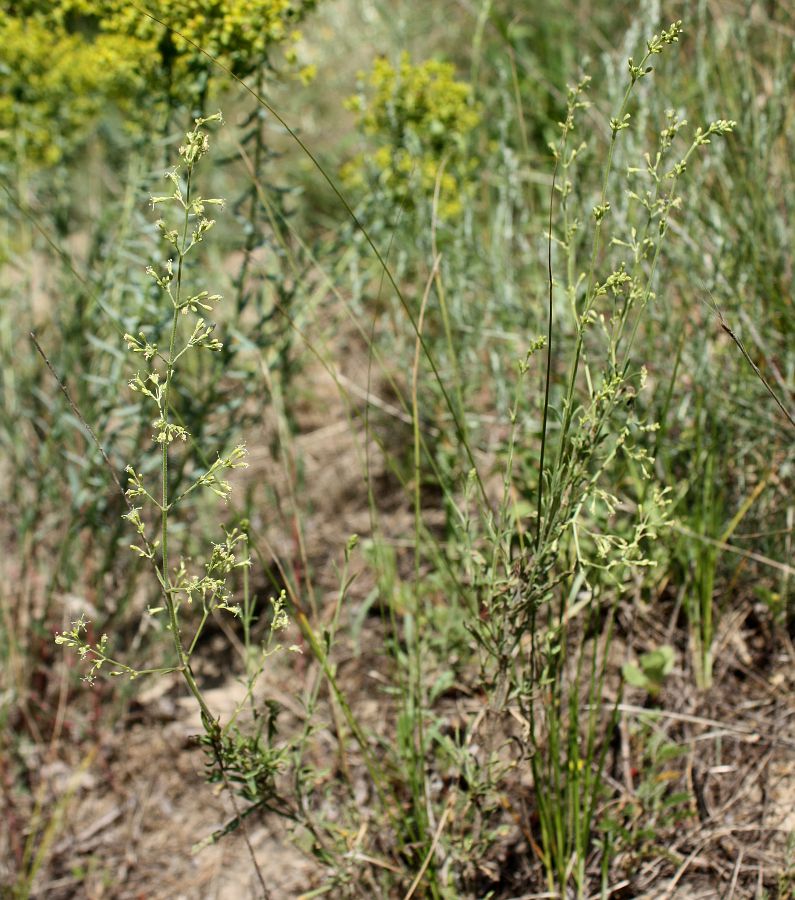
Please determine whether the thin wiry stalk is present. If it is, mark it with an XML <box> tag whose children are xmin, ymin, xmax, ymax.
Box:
<box><xmin>536</xmin><ymin>132</ymin><xmax>559</xmax><ymax>552</ymax></box>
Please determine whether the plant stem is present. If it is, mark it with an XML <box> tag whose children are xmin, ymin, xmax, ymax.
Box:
<box><xmin>159</xmin><ymin>166</ymin><xmax>214</xmax><ymax>723</ymax></box>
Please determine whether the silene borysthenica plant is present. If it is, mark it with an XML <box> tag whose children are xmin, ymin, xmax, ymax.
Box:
<box><xmin>56</xmin><ymin>114</ymin><xmax>297</xmax><ymax>833</ymax></box>
<box><xmin>470</xmin><ymin>21</ymin><xmax>734</xmax><ymax>897</ymax></box>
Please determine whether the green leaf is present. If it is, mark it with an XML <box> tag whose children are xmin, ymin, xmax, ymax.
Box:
<box><xmin>622</xmin><ymin>662</ymin><xmax>649</xmax><ymax>690</ymax></box>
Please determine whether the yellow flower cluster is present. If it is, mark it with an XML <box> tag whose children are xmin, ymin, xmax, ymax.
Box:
<box><xmin>0</xmin><ymin>14</ymin><xmax>151</xmax><ymax>165</ymax></box>
<box><xmin>343</xmin><ymin>52</ymin><xmax>481</xmax><ymax>220</ymax></box>
<box><xmin>88</xmin><ymin>0</ymin><xmax>317</xmax><ymax>77</ymax></box>
<box><xmin>0</xmin><ymin>0</ymin><xmax>318</xmax><ymax>165</ymax></box>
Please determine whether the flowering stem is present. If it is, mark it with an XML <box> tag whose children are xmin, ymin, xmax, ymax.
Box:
<box><xmin>158</xmin><ymin>165</ymin><xmax>214</xmax><ymax>723</ymax></box>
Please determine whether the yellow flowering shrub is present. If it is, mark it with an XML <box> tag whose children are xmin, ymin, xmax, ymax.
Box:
<box><xmin>87</xmin><ymin>0</ymin><xmax>317</xmax><ymax>78</ymax></box>
<box><xmin>0</xmin><ymin>0</ymin><xmax>319</xmax><ymax>165</ymax></box>
<box><xmin>0</xmin><ymin>15</ymin><xmax>151</xmax><ymax>165</ymax></box>
<box><xmin>343</xmin><ymin>53</ymin><xmax>481</xmax><ymax>220</ymax></box>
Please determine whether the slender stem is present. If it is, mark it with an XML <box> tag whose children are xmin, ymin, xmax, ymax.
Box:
<box><xmin>157</xmin><ymin>166</ymin><xmax>214</xmax><ymax>723</ymax></box>
<box><xmin>536</xmin><ymin>142</ymin><xmax>560</xmax><ymax>551</ymax></box>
